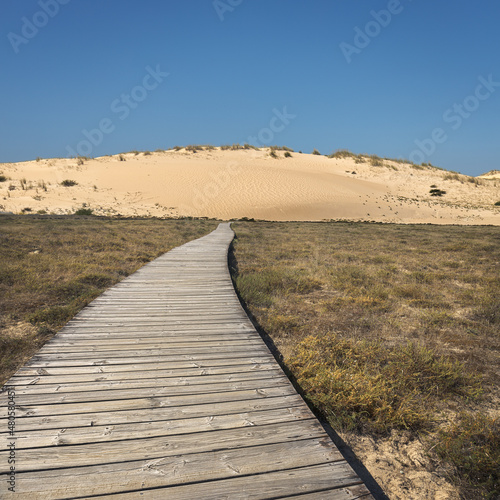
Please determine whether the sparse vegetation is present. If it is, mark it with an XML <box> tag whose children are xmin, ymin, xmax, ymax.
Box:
<box><xmin>430</xmin><ymin>188</ymin><xmax>446</xmax><ymax>197</ymax></box>
<box><xmin>269</xmin><ymin>148</ymin><xmax>278</xmax><ymax>159</ymax></box>
<box><xmin>74</xmin><ymin>207</ymin><xmax>93</xmax><ymax>216</ymax></box>
<box><xmin>118</xmin><ymin>154</ymin><xmax>126</xmax><ymax>161</ymax></box>
<box><xmin>288</xmin><ymin>335</ymin><xmax>480</xmax><ymax>433</ymax></box>
<box><xmin>444</xmin><ymin>173</ymin><xmax>462</xmax><ymax>182</ymax></box>
<box><xmin>0</xmin><ymin>218</ymin><xmax>218</xmax><ymax>385</ymax></box>
<box><xmin>76</xmin><ymin>156</ymin><xmax>90</xmax><ymax>166</ymax></box>
<box><xmin>0</xmin><ymin>174</ymin><xmax>7</xmax><ymax>182</ymax></box>
<box><xmin>328</xmin><ymin>149</ymin><xmax>357</xmax><ymax>159</ymax></box>
<box><xmin>284</xmin><ymin>151</ymin><xmax>292</xmax><ymax>158</ymax></box>
<box><xmin>495</xmin><ymin>201</ymin><xmax>500</xmax><ymax>206</ymax></box>
<box><xmin>312</xmin><ymin>148</ymin><xmax>321</xmax><ymax>155</ymax></box>
<box><xmin>369</xmin><ymin>155</ymin><xmax>384</xmax><ymax>167</ymax></box>
<box><xmin>231</xmin><ymin>222</ymin><xmax>500</xmax><ymax>499</ymax></box>
<box><xmin>434</xmin><ymin>413</ymin><xmax>499</xmax><ymax>499</ymax></box>
<box><xmin>143</xmin><ymin>151</ymin><xmax>151</xmax><ymax>156</ymax></box>
<box><xmin>61</xmin><ymin>179</ymin><xmax>78</xmax><ymax>187</ymax></box>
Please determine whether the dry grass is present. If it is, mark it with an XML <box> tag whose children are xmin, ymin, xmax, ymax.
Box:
<box><xmin>231</xmin><ymin>221</ymin><xmax>500</xmax><ymax>499</ymax></box>
<box><xmin>0</xmin><ymin>216</ymin><xmax>217</xmax><ymax>385</ymax></box>
<box><xmin>435</xmin><ymin>413</ymin><xmax>499</xmax><ymax>499</ymax></box>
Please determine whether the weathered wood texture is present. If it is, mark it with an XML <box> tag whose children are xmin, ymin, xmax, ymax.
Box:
<box><xmin>0</xmin><ymin>223</ymin><xmax>373</xmax><ymax>499</ymax></box>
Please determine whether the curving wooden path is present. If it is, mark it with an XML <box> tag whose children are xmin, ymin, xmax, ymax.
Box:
<box><xmin>1</xmin><ymin>223</ymin><xmax>373</xmax><ymax>499</ymax></box>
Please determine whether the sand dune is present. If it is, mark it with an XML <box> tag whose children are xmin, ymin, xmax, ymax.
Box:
<box><xmin>1</xmin><ymin>148</ymin><xmax>499</xmax><ymax>224</ymax></box>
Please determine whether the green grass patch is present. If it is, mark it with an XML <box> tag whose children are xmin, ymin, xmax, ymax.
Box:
<box><xmin>288</xmin><ymin>334</ymin><xmax>481</xmax><ymax>433</ymax></box>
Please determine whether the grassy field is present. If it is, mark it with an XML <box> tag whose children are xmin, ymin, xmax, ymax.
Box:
<box><xmin>231</xmin><ymin>222</ymin><xmax>499</xmax><ymax>499</ymax></box>
<box><xmin>1</xmin><ymin>216</ymin><xmax>498</xmax><ymax>498</ymax></box>
<box><xmin>0</xmin><ymin>216</ymin><xmax>218</xmax><ymax>385</ymax></box>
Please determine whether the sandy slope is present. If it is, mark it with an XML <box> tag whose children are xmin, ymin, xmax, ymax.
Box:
<box><xmin>479</xmin><ymin>170</ymin><xmax>500</xmax><ymax>180</ymax></box>
<box><xmin>1</xmin><ymin>148</ymin><xmax>499</xmax><ymax>224</ymax></box>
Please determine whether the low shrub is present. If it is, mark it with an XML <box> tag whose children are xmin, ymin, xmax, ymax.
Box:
<box><xmin>370</xmin><ymin>156</ymin><xmax>384</xmax><ymax>167</ymax></box>
<box><xmin>443</xmin><ymin>173</ymin><xmax>462</xmax><ymax>182</ymax></box>
<box><xmin>61</xmin><ymin>180</ymin><xmax>78</xmax><ymax>187</ymax></box>
<box><xmin>328</xmin><ymin>149</ymin><xmax>356</xmax><ymax>159</ymax></box>
<box><xmin>74</xmin><ymin>207</ymin><xmax>93</xmax><ymax>216</ymax></box>
<box><xmin>430</xmin><ymin>188</ymin><xmax>446</xmax><ymax>196</ymax></box>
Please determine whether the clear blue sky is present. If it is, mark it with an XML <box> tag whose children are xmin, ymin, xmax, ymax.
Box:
<box><xmin>1</xmin><ymin>0</ymin><xmax>499</xmax><ymax>175</ymax></box>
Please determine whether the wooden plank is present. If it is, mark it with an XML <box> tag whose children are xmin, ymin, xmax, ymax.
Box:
<box><xmin>38</xmin><ymin>339</ymin><xmax>264</xmax><ymax>353</ymax></box>
<box><xmin>7</xmin><ymin>361</ymin><xmax>278</xmax><ymax>384</ymax></box>
<box><xmin>11</xmin><ymin>356</ymin><xmax>276</xmax><ymax>376</ymax></box>
<box><xmin>59</xmin><ymin>324</ymin><xmax>254</xmax><ymax>333</ymax></box>
<box><xmin>25</xmin><ymin>349</ymin><xmax>273</xmax><ymax>367</ymax></box>
<box><xmin>4</xmin><ymin>376</ymin><xmax>290</xmax><ymax>405</ymax></box>
<box><xmin>4</xmin><ymin>363</ymin><xmax>282</xmax><ymax>388</ymax></box>
<box><xmin>32</xmin><ymin>346</ymin><xmax>269</xmax><ymax>360</ymax></box>
<box><xmin>1</xmin><ymin>386</ymin><xmax>298</xmax><ymax>419</ymax></box>
<box><xmin>44</xmin><ymin>333</ymin><xmax>262</xmax><ymax>345</ymax></box>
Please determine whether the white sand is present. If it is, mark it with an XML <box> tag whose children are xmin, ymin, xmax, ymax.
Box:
<box><xmin>1</xmin><ymin>148</ymin><xmax>499</xmax><ymax>224</ymax></box>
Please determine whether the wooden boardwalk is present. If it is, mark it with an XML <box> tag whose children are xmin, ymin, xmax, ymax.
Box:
<box><xmin>1</xmin><ymin>223</ymin><xmax>373</xmax><ymax>499</ymax></box>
